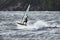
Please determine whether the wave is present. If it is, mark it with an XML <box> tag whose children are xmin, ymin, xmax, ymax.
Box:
<box><xmin>16</xmin><ymin>20</ymin><xmax>51</xmax><ymax>30</ymax></box>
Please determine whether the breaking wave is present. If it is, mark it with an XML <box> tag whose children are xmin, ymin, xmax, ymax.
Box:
<box><xmin>16</xmin><ymin>20</ymin><xmax>60</xmax><ymax>31</ymax></box>
<box><xmin>16</xmin><ymin>20</ymin><xmax>50</xmax><ymax>30</ymax></box>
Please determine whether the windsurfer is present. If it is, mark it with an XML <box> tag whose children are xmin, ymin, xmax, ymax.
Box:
<box><xmin>23</xmin><ymin>16</ymin><xmax>28</xmax><ymax>25</ymax></box>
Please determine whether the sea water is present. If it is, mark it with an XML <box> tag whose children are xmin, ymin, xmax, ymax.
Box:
<box><xmin>0</xmin><ymin>11</ymin><xmax>60</xmax><ymax>40</ymax></box>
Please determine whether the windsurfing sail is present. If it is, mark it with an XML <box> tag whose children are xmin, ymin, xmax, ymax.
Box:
<box><xmin>23</xmin><ymin>4</ymin><xmax>30</xmax><ymax>17</ymax></box>
<box><xmin>20</xmin><ymin>4</ymin><xmax>30</xmax><ymax>25</ymax></box>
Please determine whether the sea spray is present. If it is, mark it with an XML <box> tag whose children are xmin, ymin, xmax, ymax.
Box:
<box><xmin>16</xmin><ymin>20</ymin><xmax>49</xmax><ymax>30</ymax></box>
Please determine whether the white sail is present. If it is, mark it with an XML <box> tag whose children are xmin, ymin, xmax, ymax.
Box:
<box><xmin>26</xmin><ymin>4</ymin><xmax>30</xmax><ymax>13</ymax></box>
<box><xmin>21</xmin><ymin>4</ymin><xmax>30</xmax><ymax>24</ymax></box>
<box><xmin>24</xmin><ymin>4</ymin><xmax>30</xmax><ymax>16</ymax></box>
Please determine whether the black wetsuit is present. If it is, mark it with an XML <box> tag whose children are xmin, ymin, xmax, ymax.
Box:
<box><xmin>24</xmin><ymin>17</ymin><xmax>28</xmax><ymax>23</ymax></box>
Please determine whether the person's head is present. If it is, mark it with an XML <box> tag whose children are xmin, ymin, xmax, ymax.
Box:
<box><xmin>27</xmin><ymin>15</ymin><xmax>28</xmax><ymax>17</ymax></box>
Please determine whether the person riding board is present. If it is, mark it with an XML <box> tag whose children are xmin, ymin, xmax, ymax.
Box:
<box><xmin>23</xmin><ymin>15</ymin><xmax>28</xmax><ymax>25</ymax></box>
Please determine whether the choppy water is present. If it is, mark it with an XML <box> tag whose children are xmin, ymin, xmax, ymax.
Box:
<box><xmin>0</xmin><ymin>11</ymin><xmax>60</xmax><ymax>40</ymax></box>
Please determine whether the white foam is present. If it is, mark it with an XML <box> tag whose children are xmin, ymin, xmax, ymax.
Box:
<box><xmin>33</xmin><ymin>20</ymin><xmax>49</xmax><ymax>27</ymax></box>
<box><xmin>16</xmin><ymin>20</ymin><xmax>49</xmax><ymax>30</ymax></box>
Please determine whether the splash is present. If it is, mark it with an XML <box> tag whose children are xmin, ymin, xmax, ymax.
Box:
<box><xmin>16</xmin><ymin>20</ymin><xmax>49</xmax><ymax>30</ymax></box>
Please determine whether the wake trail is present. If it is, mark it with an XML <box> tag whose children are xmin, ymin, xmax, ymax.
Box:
<box><xmin>16</xmin><ymin>20</ymin><xmax>53</xmax><ymax>30</ymax></box>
